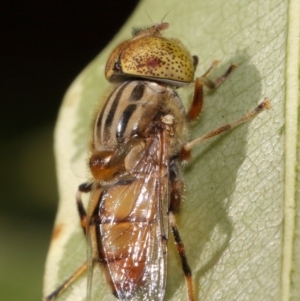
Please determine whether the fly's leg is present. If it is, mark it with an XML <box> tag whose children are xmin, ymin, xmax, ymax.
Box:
<box><xmin>169</xmin><ymin>211</ymin><xmax>195</xmax><ymax>301</ymax></box>
<box><xmin>168</xmin><ymin>162</ymin><xmax>184</xmax><ymax>213</ymax></box>
<box><xmin>181</xmin><ymin>98</ymin><xmax>271</xmax><ymax>160</ymax></box>
<box><xmin>187</xmin><ymin>61</ymin><xmax>237</xmax><ymax>120</ymax></box>
<box><xmin>44</xmin><ymin>262</ymin><xmax>87</xmax><ymax>301</ymax></box>
<box><xmin>76</xmin><ymin>182</ymin><xmax>93</xmax><ymax>235</ymax></box>
<box><xmin>169</xmin><ymin>163</ymin><xmax>195</xmax><ymax>301</ymax></box>
<box><xmin>44</xmin><ymin>182</ymin><xmax>92</xmax><ymax>301</ymax></box>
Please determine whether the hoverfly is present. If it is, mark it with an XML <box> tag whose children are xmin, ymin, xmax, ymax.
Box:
<box><xmin>45</xmin><ymin>22</ymin><xmax>270</xmax><ymax>301</ymax></box>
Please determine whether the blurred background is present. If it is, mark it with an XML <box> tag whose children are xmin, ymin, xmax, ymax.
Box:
<box><xmin>1</xmin><ymin>1</ymin><xmax>140</xmax><ymax>300</ymax></box>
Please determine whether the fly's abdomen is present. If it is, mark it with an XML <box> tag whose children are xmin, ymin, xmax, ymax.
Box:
<box><xmin>99</xmin><ymin>221</ymin><xmax>151</xmax><ymax>298</ymax></box>
<box><xmin>89</xmin><ymin>173</ymin><xmax>165</xmax><ymax>299</ymax></box>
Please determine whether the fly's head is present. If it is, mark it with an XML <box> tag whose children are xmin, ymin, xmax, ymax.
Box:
<box><xmin>105</xmin><ymin>23</ymin><xmax>196</xmax><ymax>86</ymax></box>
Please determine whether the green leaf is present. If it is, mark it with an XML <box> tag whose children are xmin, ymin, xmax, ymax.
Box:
<box><xmin>43</xmin><ymin>0</ymin><xmax>300</xmax><ymax>300</ymax></box>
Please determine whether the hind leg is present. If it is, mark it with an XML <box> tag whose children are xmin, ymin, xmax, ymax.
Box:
<box><xmin>44</xmin><ymin>182</ymin><xmax>93</xmax><ymax>301</ymax></box>
<box><xmin>169</xmin><ymin>163</ymin><xmax>195</xmax><ymax>301</ymax></box>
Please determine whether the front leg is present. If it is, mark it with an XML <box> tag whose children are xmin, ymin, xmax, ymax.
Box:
<box><xmin>187</xmin><ymin>61</ymin><xmax>237</xmax><ymax>120</ymax></box>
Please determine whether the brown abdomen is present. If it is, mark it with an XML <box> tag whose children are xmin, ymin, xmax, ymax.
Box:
<box><xmin>88</xmin><ymin>176</ymin><xmax>160</xmax><ymax>299</ymax></box>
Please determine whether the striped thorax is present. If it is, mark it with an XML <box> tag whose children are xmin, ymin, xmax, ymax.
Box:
<box><xmin>93</xmin><ymin>80</ymin><xmax>187</xmax><ymax>152</ymax></box>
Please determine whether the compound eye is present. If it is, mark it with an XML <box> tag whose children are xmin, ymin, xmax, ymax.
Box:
<box><xmin>105</xmin><ymin>27</ymin><xmax>195</xmax><ymax>85</ymax></box>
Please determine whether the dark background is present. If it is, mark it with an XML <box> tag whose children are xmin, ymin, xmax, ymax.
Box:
<box><xmin>1</xmin><ymin>1</ymin><xmax>140</xmax><ymax>300</ymax></box>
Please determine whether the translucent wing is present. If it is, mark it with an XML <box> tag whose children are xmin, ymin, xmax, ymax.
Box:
<box><xmin>87</xmin><ymin>130</ymin><xmax>170</xmax><ymax>301</ymax></box>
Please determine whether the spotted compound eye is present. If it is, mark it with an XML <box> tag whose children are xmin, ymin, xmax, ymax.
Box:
<box><xmin>105</xmin><ymin>23</ymin><xmax>195</xmax><ymax>86</ymax></box>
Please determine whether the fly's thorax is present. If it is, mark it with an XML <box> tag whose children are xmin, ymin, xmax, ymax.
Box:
<box><xmin>89</xmin><ymin>80</ymin><xmax>188</xmax><ymax>187</ymax></box>
<box><xmin>93</xmin><ymin>80</ymin><xmax>157</xmax><ymax>149</ymax></box>
<box><xmin>93</xmin><ymin>80</ymin><xmax>188</xmax><ymax>155</ymax></box>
